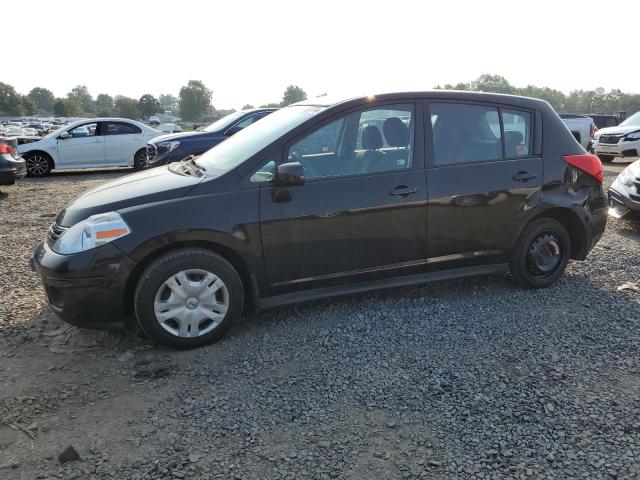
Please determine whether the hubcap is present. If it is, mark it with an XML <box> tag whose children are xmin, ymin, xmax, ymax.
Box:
<box><xmin>27</xmin><ymin>155</ymin><xmax>49</xmax><ymax>175</ymax></box>
<box><xmin>527</xmin><ymin>233</ymin><xmax>563</xmax><ymax>278</ymax></box>
<box><xmin>153</xmin><ymin>269</ymin><xmax>229</xmax><ymax>338</ymax></box>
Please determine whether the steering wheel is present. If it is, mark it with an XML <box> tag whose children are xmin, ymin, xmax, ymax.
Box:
<box><xmin>289</xmin><ymin>150</ymin><xmax>318</xmax><ymax>178</ymax></box>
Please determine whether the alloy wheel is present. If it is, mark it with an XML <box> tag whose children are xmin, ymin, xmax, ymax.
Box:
<box><xmin>26</xmin><ymin>155</ymin><xmax>50</xmax><ymax>176</ymax></box>
<box><xmin>153</xmin><ymin>269</ymin><xmax>229</xmax><ymax>338</ymax></box>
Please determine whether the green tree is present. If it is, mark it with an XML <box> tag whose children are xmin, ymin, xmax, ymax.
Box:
<box><xmin>138</xmin><ymin>94</ymin><xmax>161</xmax><ymax>118</ymax></box>
<box><xmin>516</xmin><ymin>85</ymin><xmax>566</xmax><ymax>111</ymax></box>
<box><xmin>95</xmin><ymin>94</ymin><xmax>114</xmax><ymax>116</ymax></box>
<box><xmin>114</xmin><ymin>96</ymin><xmax>141</xmax><ymax>119</ymax></box>
<box><xmin>0</xmin><ymin>82</ymin><xmax>26</xmax><ymax>115</ymax></box>
<box><xmin>178</xmin><ymin>80</ymin><xmax>212</xmax><ymax>121</ymax></box>
<box><xmin>53</xmin><ymin>98</ymin><xmax>83</xmax><ymax>117</ymax></box>
<box><xmin>281</xmin><ymin>85</ymin><xmax>307</xmax><ymax>106</ymax></box>
<box><xmin>67</xmin><ymin>85</ymin><xmax>94</xmax><ymax>113</ymax></box>
<box><xmin>470</xmin><ymin>74</ymin><xmax>515</xmax><ymax>94</ymax></box>
<box><xmin>27</xmin><ymin>87</ymin><xmax>55</xmax><ymax>113</ymax></box>
<box><xmin>159</xmin><ymin>94</ymin><xmax>178</xmax><ymax>112</ymax></box>
<box><xmin>242</xmin><ymin>104</ymin><xmax>255</xmax><ymax>110</ymax></box>
<box><xmin>260</xmin><ymin>103</ymin><xmax>282</xmax><ymax>108</ymax></box>
<box><xmin>20</xmin><ymin>96</ymin><xmax>38</xmax><ymax>116</ymax></box>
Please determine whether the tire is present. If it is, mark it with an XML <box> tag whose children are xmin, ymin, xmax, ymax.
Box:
<box><xmin>133</xmin><ymin>149</ymin><xmax>148</xmax><ymax>170</ymax></box>
<box><xmin>510</xmin><ymin>218</ymin><xmax>571</xmax><ymax>289</ymax></box>
<box><xmin>24</xmin><ymin>152</ymin><xmax>53</xmax><ymax>177</ymax></box>
<box><xmin>598</xmin><ymin>154</ymin><xmax>614</xmax><ymax>163</ymax></box>
<box><xmin>134</xmin><ymin>248</ymin><xmax>244</xmax><ymax>349</ymax></box>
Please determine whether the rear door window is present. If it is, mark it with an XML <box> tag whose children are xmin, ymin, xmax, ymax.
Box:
<box><xmin>502</xmin><ymin>109</ymin><xmax>531</xmax><ymax>157</ymax></box>
<box><xmin>105</xmin><ymin>122</ymin><xmax>142</xmax><ymax>135</ymax></box>
<box><xmin>430</xmin><ymin>103</ymin><xmax>502</xmax><ymax>166</ymax></box>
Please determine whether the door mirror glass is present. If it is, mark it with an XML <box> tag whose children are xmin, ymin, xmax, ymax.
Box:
<box><xmin>275</xmin><ymin>161</ymin><xmax>305</xmax><ymax>187</ymax></box>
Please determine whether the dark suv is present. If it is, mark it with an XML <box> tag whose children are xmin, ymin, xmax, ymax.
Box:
<box><xmin>32</xmin><ymin>91</ymin><xmax>607</xmax><ymax>349</ymax></box>
<box><xmin>145</xmin><ymin>108</ymin><xmax>276</xmax><ymax>168</ymax></box>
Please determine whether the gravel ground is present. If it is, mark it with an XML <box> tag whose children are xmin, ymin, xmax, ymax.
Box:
<box><xmin>0</xmin><ymin>162</ymin><xmax>639</xmax><ymax>480</ymax></box>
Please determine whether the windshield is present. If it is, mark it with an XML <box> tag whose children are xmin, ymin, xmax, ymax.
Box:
<box><xmin>44</xmin><ymin>124</ymin><xmax>67</xmax><ymax>138</ymax></box>
<box><xmin>203</xmin><ymin>111</ymin><xmax>246</xmax><ymax>132</ymax></box>
<box><xmin>620</xmin><ymin>111</ymin><xmax>640</xmax><ymax>127</ymax></box>
<box><xmin>196</xmin><ymin>106</ymin><xmax>325</xmax><ymax>173</ymax></box>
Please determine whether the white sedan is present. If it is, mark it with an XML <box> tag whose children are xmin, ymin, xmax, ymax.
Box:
<box><xmin>18</xmin><ymin>118</ymin><xmax>161</xmax><ymax>176</ymax></box>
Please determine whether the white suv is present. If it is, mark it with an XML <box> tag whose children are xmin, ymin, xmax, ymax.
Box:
<box><xmin>592</xmin><ymin>111</ymin><xmax>640</xmax><ymax>163</ymax></box>
<box><xmin>18</xmin><ymin>118</ymin><xmax>161</xmax><ymax>176</ymax></box>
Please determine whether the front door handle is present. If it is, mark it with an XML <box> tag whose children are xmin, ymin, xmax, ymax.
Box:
<box><xmin>389</xmin><ymin>185</ymin><xmax>418</xmax><ymax>197</ymax></box>
<box><xmin>512</xmin><ymin>171</ymin><xmax>537</xmax><ymax>182</ymax></box>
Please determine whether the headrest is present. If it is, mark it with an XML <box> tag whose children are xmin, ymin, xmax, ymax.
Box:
<box><xmin>361</xmin><ymin>125</ymin><xmax>383</xmax><ymax>150</ymax></box>
<box><xmin>383</xmin><ymin>117</ymin><xmax>409</xmax><ymax>147</ymax></box>
<box><xmin>505</xmin><ymin>130</ymin><xmax>523</xmax><ymax>144</ymax></box>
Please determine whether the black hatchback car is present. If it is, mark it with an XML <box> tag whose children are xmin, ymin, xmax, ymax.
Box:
<box><xmin>32</xmin><ymin>91</ymin><xmax>607</xmax><ymax>349</ymax></box>
<box><xmin>145</xmin><ymin>108</ymin><xmax>276</xmax><ymax>168</ymax></box>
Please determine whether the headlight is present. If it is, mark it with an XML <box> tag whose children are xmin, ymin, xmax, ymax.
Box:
<box><xmin>157</xmin><ymin>141</ymin><xmax>180</xmax><ymax>152</ymax></box>
<box><xmin>619</xmin><ymin>162</ymin><xmax>640</xmax><ymax>187</ymax></box>
<box><xmin>52</xmin><ymin>212</ymin><xmax>131</xmax><ymax>254</ymax></box>
<box><xmin>624</xmin><ymin>131</ymin><xmax>640</xmax><ymax>141</ymax></box>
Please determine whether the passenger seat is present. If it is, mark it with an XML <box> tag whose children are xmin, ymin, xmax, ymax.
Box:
<box><xmin>361</xmin><ymin>125</ymin><xmax>385</xmax><ymax>173</ymax></box>
<box><xmin>376</xmin><ymin>117</ymin><xmax>410</xmax><ymax>171</ymax></box>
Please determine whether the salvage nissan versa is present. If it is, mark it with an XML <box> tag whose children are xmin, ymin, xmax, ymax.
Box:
<box><xmin>31</xmin><ymin>91</ymin><xmax>607</xmax><ymax>349</ymax></box>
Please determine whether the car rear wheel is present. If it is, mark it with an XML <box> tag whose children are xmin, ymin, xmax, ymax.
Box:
<box><xmin>597</xmin><ymin>154</ymin><xmax>614</xmax><ymax>163</ymax></box>
<box><xmin>133</xmin><ymin>149</ymin><xmax>148</xmax><ymax>170</ymax></box>
<box><xmin>510</xmin><ymin>218</ymin><xmax>571</xmax><ymax>289</ymax></box>
<box><xmin>24</xmin><ymin>152</ymin><xmax>53</xmax><ymax>177</ymax></box>
<box><xmin>134</xmin><ymin>248</ymin><xmax>243</xmax><ymax>349</ymax></box>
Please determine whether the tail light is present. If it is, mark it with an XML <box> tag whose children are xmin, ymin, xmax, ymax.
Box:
<box><xmin>563</xmin><ymin>154</ymin><xmax>603</xmax><ymax>183</ymax></box>
<box><xmin>590</xmin><ymin>123</ymin><xmax>598</xmax><ymax>137</ymax></box>
<box><xmin>0</xmin><ymin>143</ymin><xmax>15</xmax><ymax>154</ymax></box>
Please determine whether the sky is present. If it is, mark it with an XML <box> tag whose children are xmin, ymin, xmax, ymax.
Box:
<box><xmin>4</xmin><ymin>0</ymin><xmax>640</xmax><ymax>110</ymax></box>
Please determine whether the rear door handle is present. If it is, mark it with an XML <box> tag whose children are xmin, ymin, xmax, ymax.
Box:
<box><xmin>389</xmin><ymin>185</ymin><xmax>418</xmax><ymax>197</ymax></box>
<box><xmin>512</xmin><ymin>171</ymin><xmax>537</xmax><ymax>182</ymax></box>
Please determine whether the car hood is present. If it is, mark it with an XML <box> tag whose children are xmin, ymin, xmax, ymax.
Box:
<box><xmin>56</xmin><ymin>166</ymin><xmax>205</xmax><ymax>227</ymax></box>
<box><xmin>150</xmin><ymin>130</ymin><xmax>220</xmax><ymax>143</ymax></box>
<box><xmin>596</xmin><ymin>125</ymin><xmax>640</xmax><ymax>136</ymax></box>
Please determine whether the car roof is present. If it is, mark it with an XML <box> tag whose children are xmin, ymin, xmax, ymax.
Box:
<box><xmin>63</xmin><ymin>117</ymin><xmax>152</xmax><ymax>129</ymax></box>
<box><xmin>292</xmin><ymin>90</ymin><xmax>551</xmax><ymax>110</ymax></box>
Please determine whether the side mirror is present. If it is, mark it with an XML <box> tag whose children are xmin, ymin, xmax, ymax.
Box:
<box><xmin>274</xmin><ymin>161</ymin><xmax>304</xmax><ymax>187</ymax></box>
<box><xmin>58</xmin><ymin>131</ymin><xmax>71</xmax><ymax>140</ymax></box>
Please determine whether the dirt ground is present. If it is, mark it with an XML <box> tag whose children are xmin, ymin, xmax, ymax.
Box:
<box><xmin>1</xmin><ymin>162</ymin><xmax>639</xmax><ymax>479</ymax></box>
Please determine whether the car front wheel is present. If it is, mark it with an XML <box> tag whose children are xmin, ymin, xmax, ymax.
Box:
<box><xmin>24</xmin><ymin>152</ymin><xmax>53</xmax><ymax>177</ymax></box>
<box><xmin>133</xmin><ymin>149</ymin><xmax>148</xmax><ymax>170</ymax></box>
<box><xmin>510</xmin><ymin>218</ymin><xmax>571</xmax><ymax>288</ymax></box>
<box><xmin>134</xmin><ymin>248</ymin><xmax>244</xmax><ymax>349</ymax></box>
<box><xmin>597</xmin><ymin>154</ymin><xmax>614</xmax><ymax>163</ymax></box>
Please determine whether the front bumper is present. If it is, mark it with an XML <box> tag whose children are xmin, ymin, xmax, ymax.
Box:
<box><xmin>31</xmin><ymin>241</ymin><xmax>133</xmax><ymax>328</ymax></box>
<box><xmin>594</xmin><ymin>138</ymin><xmax>640</xmax><ymax>157</ymax></box>
<box><xmin>609</xmin><ymin>185</ymin><xmax>640</xmax><ymax>223</ymax></box>
<box><xmin>0</xmin><ymin>154</ymin><xmax>27</xmax><ymax>186</ymax></box>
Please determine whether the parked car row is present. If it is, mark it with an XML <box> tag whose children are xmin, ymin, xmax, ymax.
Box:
<box><xmin>5</xmin><ymin>109</ymin><xmax>277</xmax><ymax>177</ymax></box>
